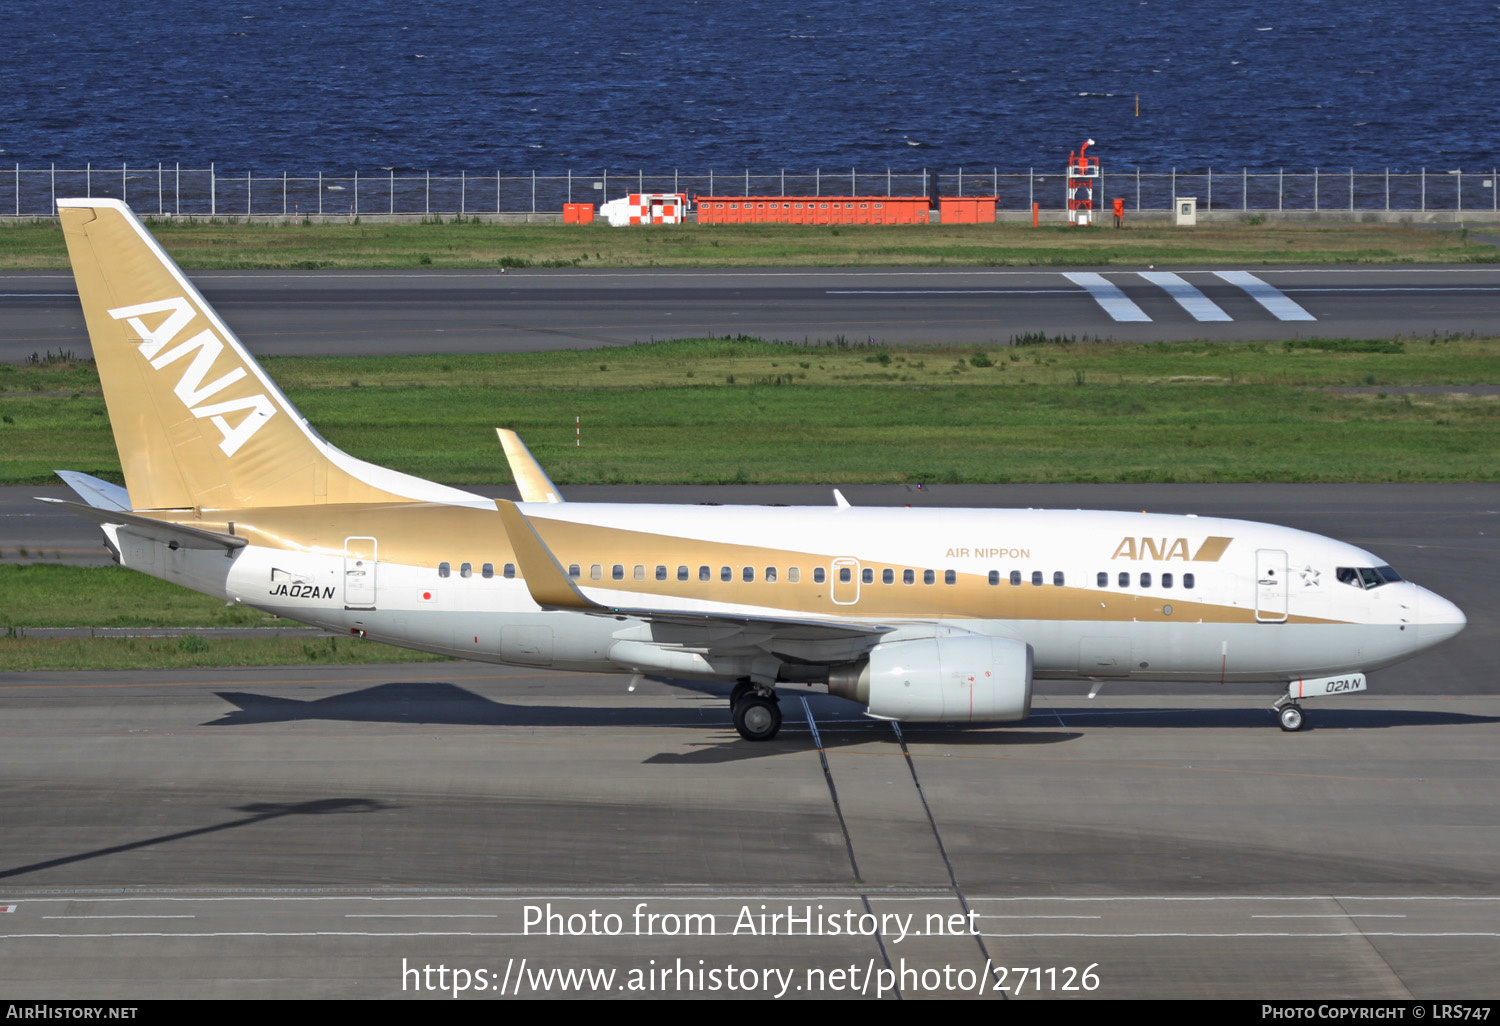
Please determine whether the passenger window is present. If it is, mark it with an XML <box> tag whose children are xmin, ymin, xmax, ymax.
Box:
<box><xmin>1010</xmin><ymin>570</ymin><xmax>1022</xmax><ymax>586</ymax></box>
<box><xmin>1118</xmin><ymin>572</ymin><xmax>1129</xmax><ymax>587</ymax></box>
<box><xmin>923</xmin><ymin>569</ymin><xmax>935</xmax><ymax>585</ymax></box>
<box><xmin>1031</xmin><ymin>571</ymin><xmax>1042</xmax><ymax>586</ymax></box>
<box><xmin>564</xmin><ymin>564</ymin><xmax>578</xmax><ymax>579</ymax></box>
<box><xmin>590</xmin><ymin>564</ymin><xmax>602</xmax><ymax>580</ymax></box>
<box><xmin>945</xmin><ymin>570</ymin><xmax>956</xmax><ymax>585</ymax></box>
<box><xmin>634</xmin><ymin>565</ymin><xmax>646</xmax><ymax>582</ymax></box>
<box><xmin>700</xmin><ymin>565</ymin><xmax>711</xmax><ymax>582</ymax></box>
<box><xmin>504</xmin><ymin>563</ymin><xmax>517</xmax><ymax>579</ymax></box>
<box><xmin>813</xmin><ymin>567</ymin><xmax>825</xmax><ymax>584</ymax></box>
<box><xmin>1097</xmin><ymin>572</ymin><xmax>1108</xmax><ymax>587</ymax></box>
<box><xmin>438</xmin><ymin>562</ymin><xmax>450</xmax><ymax>578</ymax></box>
<box><xmin>1184</xmin><ymin>573</ymin><xmax>1195</xmax><ymax>589</ymax></box>
<box><xmin>460</xmin><ymin>562</ymin><xmax>472</xmax><ymax>578</ymax></box>
<box><xmin>656</xmin><ymin>565</ymin><xmax>667</xmax><ymax>581</ymax></box>
<box><xmin>743</xmin><ymin>566</ymin><xmax>755</xmax><ymax>582</ymax></box>
<box><xmin>483</xmin><ymin>563</ymin><xmax>495</xmax><ymax>579</ymax></box>
<box><xmin>839</xmin><ymin>568</ymin><xmax>852</xmax><ymax>583</ymax></box>
<box><xmin>1141</xmin><ymin>572</ymin><xmax>1152</xmax><ymax>588</ymax></box>
<box><xmin>721</xmin><ymin>566</ymin><xmax>732</xmax><ymax>582</ymax></box>
<box><xmin>861</xmin><ymin>568</ymin><xmax>873</xmax><ymax>584</ymax></box>
<box><xmin>1054</xmin><ymin>571</ymin><xmax>1065</xmax><ymax>587</ymax></box>
<box><xmin>882</xmin><ymin>568</ymin><xmax>894</xmax><ymax>584</ymax></box>
<box><xmin>904</xmin><ymin>569</ymin><xmax>915</xmax><ymax>585</ymax></box>
<box><xmin>677</xmin><ymin>566</ymin><xmax>689</xmax><ymax>581</ymax></box>
<box><xmin>766</xmin><ymin>567</ymin><xmax>778</xmax><ymax>583</ymax></box>
<box><xmin>988</xmin><ymin>570</ymin><xmax>1000</xmax><ymax>586</ymax></box>
<box><xmin>1162</xmin><ymin>572</ymin><xmax>1173</xmax><ymax>589</ymax></box>
<box><xmin>788</xmin><ymin>568</ymin><xmax>800</xmax><ymax>583</ymax></box>
<box><xmin>612</xmin><ymin>564</ymin><xmax>624</xmax><ymax>580</ymax></box>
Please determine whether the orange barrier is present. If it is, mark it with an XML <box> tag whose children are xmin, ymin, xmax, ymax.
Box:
<box><xmin>562</xmin><ymin>203</ymin><xmax>595</xmax><ymax>224</ymax></box>
<box><xmin>694</xmin><ymin>196</ymin><xmax>931</xmax><ymax>225</ymax></box>
<box><xmin>938</xmin><ymin>196</ymin><xmax>999</xmax><ymax>224</ymax></box>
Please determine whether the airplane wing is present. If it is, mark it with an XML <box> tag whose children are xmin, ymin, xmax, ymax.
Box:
<box><xmin>37</xmin><ymin>497</ymin><xmax>247</xmax><ymax>552</ymax></box>
<box><xmin>496</xmin><ymin>429</ymin><xmax>563</xmax><ymax>503</ymax></box>
<box><xmin>494</xmin><ymin>499</ymin><xmax>886</xmax><ymax>643</ymax></box>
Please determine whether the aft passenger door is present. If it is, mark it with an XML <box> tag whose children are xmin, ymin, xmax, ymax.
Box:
<box><xmin>831</xmin><ymin>557</ymin><xmax>861</xmax><ymax>605</ymax></box>
<box><xmin>344</xmin><ymin>536</ymin><xmax>377</xmax><ymax>610</ymax></box>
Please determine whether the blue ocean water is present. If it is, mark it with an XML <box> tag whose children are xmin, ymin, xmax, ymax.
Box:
<box><xmin>2</xmin><ymin>0</ymin><xmax>1497</xmax><ymax>173</ymax></box>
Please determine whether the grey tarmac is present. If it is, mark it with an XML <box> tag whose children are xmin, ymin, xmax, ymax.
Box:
<box><xmin>4</xmin><ymin>264</ymin><xmax>1500</xmax><ymax>360</ymax></box>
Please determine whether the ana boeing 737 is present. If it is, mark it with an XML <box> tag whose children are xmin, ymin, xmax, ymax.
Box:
<box><xmin>44</xmin><ymin>199</ymin><xmax>1466</xmax><ymax>740</ymax></box>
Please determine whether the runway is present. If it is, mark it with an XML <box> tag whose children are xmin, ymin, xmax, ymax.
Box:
<box><xmin>4</xmin><ymin>264</ymin><xmax>1500</xmax><ymax>360</ymax></box>
<box><xmin>0</xmin><ymin>664</ymin><xmax>1496</xmax><ymax>999</ymax></box>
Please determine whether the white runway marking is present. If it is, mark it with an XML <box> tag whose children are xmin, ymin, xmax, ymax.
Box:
<box><xmin>1063</xmin><ymin>272</ymin><xmax>1151</xmax><ymax>322</ymax></box>
<box><xmin>1139</xmin><ymin>271</ymin><xmax>1232</xmax><ymax>321</ymax></box>
<box><xmin>1215</xmin><ymin>270</ymin><xmax>1316</xmax><ymax>320</ymax></box>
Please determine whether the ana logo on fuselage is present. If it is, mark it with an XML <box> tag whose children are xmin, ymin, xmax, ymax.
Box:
<box><xmin>1111</xmin><ymin>536</ymin><xmax>1233</xmax><ymax>562</ymax></box>
<box><xmin>107</xmin><ymin>297</ymin><xmax>276</xmax><ymax>457</ymax></box>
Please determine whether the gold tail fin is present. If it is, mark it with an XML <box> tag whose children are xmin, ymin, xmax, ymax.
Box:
<box><xmin>58</xmin><ymin>199</ymin><xmax>480</xmax><ymax>511</ymax></box>
<box><xmin>496</xmin><ymin>429</ymin><xmax>564</xmax><ymax>503</ymax></box>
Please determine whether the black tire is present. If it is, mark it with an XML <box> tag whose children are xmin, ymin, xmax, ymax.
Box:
<box><xmin>733</xmin><ymin>694</ymin><xmax>782</xmax><ymax>742</ymax></box>
<box><xmin>730</xmin><ymin>681</ymin><xmax>755</xmax><ymax>707</ymax></box>
<box><xmin>1279</xmin><ymin>704</ymin><xmax>1305</xmax><ymax>732</ymax></box>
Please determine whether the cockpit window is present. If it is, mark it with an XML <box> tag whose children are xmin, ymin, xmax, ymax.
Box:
<box><xmin>1337</xmin><ymin>565</ymin><xmax>1403</xmax><ymax>590</ymax></box>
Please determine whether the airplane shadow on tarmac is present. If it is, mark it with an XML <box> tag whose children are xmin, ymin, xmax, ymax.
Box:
<box><xmin>198</xmin><ymin>680</ymin><xmax>1499</xmax><ymax>764</ymax></box>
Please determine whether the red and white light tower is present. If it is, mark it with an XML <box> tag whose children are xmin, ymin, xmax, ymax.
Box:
<box><xmin>1067</xmin><ymin>138</ymin><xmax>1099</xmax><ymax>226</ymax></box>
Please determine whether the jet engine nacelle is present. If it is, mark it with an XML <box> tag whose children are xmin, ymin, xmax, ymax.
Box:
<box><xmin>827</xmin><ymin>636</ymin><xmax>1033</xmax><ymax>722</ymax></box>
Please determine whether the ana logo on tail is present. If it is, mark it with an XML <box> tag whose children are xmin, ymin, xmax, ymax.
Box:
<box><xmin>107</xmin><ymin>297</ymin><xmax>277</xmax><ymax>457</ymax></box>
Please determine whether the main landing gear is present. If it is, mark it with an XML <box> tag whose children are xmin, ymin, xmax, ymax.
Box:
<box><xmin>730</xmin><ymin>681</ymin><xmax>782</xmax><ymax>742</ymax></box>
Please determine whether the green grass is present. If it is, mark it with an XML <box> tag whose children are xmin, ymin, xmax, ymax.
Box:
<box><xmin>1</xmin><ymin>217</ymin><xmax>1493</xmax><ymax>269</ymax></box>
<box><xmin>2</xmin><ymin>337</ymin><xmax>1497</xmax><ymax>488</ymax></box>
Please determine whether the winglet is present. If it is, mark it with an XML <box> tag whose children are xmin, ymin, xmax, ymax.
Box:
<box><xmin>496</xmin><ymin>429</ymin><xmax>563</xmax><ymax>503</ymax></box>
<box><xmin>833</xmin><ymin>489</ymin><xmax>851</xmax><ymax>508</ymax></box>
<box><xmin>493</xmin><ymin>499</ymin><xmax>600</xmax><ymax>610</ymax></box>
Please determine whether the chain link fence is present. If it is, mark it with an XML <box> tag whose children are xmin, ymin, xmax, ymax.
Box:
<box><xmin>5</xmin><ymin>164</ymin><xmax>1498</xmax><ymax>218</ymax></box>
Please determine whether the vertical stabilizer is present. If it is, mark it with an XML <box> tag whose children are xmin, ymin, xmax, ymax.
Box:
<box><xmin>57</xmin><ymin>199</ymin><xmax>481</xmax><ymax>510</ymax></box>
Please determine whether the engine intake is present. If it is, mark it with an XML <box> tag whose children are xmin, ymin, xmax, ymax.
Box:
<box><xmin>828</xmin><ymin>636</ymin><xmax>1033</xmax><ymax>722</ymax></box>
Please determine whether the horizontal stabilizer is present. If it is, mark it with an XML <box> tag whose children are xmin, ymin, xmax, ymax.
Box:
<box><xmin>55</xmin><ymin>470</ymin><xmax>131</xmax><ymax>511</ymax></box>
<box><xmin>36</xmin><ymin>497</ymin><xmax>247</xmax><ymax>552</ymax></box>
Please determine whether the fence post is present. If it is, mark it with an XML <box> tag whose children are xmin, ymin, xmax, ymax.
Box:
<box><xmin>1278</xmin><ymin>168</ymin><xmax>1283</xmax><ymax>212</ymax></box>
<box><xmin>122</xmin><ymin>162</ymin><xmax>127</xmax><ymax>205</ymax></box>
<box><xmin>781</xmin><ymin>168</ymin><xmax>786</xmax><ymax>195</ymax></box>
<box><xmin>1314</xmin><ymin>167</ymin><xmax>1318</xmax><ymax>211</ymax></box>
<box><xmin>531</xmin><ymin>170</ymin><xmax>536</xmax><ymax>214</ymax></box>
<box><xmin>1386</xmin><ymin>168</ymin><xmax>1389</xmax><ymax>210</ymax></box>
<box><xmin>606</xmin><ymin>169</ymin><xmax>611</xmax><ymax>199</ymax></box>
<box><xmin>1029</xmin><ymin>168</ymin><xmax>1034</xmax><ymax>211</ymax></box>
<box><xmin>816</xmin><ymin>167</ymin><xmax>821</xmax><ymax>196</ymax></box>
<box><xmin>354</xmin><ymin>168</ymin><xmax>359</xmax><ymax>216</ymax></box>
<box><xmin>1171</xmin><ymin>167</ymin><xmax>1175</xmax><ymax>206</ymax></box>
<box><xmin>425</xmin><ymin>170</ymin><xmax>430</xmax><ymax>214</ymax></box>
<box><xmin>1494</xmin><ymin>168</ymin><xmax>1497</xmax><ymax>212</ymax></box>
<box><xmin>14</xmin><ymin>164</ymin><xmax>19</xmax><ymax>217</ymax></box>
<box><xmin>958</xmin><ymin>167</ymin><xmax>963</xmax><ymax>196</ymax></box>
<box><xmin>1421</xmin><ymin>167</ymin><xmax>1425</xmax><ymax>211</ymax></box>
<box><xmin>1457</xmin><ymin>171</ymin><xmax>1462</xmax><ymax>212</ymax></box>
<box><xmin>640</xmin><ymin>169</ymin><xmax>644</xmax><ymax>195</ymax></box>
<box><xmin>850</xmin><ymin>166</ymin><xmax>855</xmax><ymax>195</ymax></box>
<box><xmin>1242</xmin><ymin>167</ymin><xmax>1247</xmax><ymax>210</ymax></box>
<box><xmin>497</xmin><ymin>171</ymin><xmax>501</xmax><ymax>214</ymax></box>
<box><xmin>1207</xmin><ymin>166</ymin><xmax>1211</xmax><ymax>210</ymax></box>
<box><xmin>1349</xmin><ymin>167</ymin><xmax>1354</xmax><ymax>211</ymax></box>
<box><xmin>87</xmin><ymin>161</ymin><xmax>91</xmax><ymax>199</ymax></box>
<box><xmin>247</xmin><ymin>169</ymin><xmax>251</xmax><ymax>216</ymax></box>
<box><xmin>284</xmin><ymin>171</ymin><xmax>288</xmax><ymax>217</ymax></box>
<box><xmin>1136</xmin><ymin>167</ymin><xmax>1140</xmax><ymax>210</ymax></box>
<box><xmin>210</xmin><ymin>162</ymin><xmax>215</xmax><ymax>215</ymax></box>
<box><xmin>176</xmin><ymin>163</ymin><xmax>181</xmax><ymax>215</ymax></box>
<box><xmin>318</xmin><ymin>171</ymin><xmax>323</xmax><ymax>216</ymax></box>
<box><xmin>389</xmin><ymin>169</ymin><xmax>394</xmax><ymax>214</ymax></box>
<box><xmin>51</xmin><ymin>163</ymin><xmax>55</xmax><ymax>213</ymax></box>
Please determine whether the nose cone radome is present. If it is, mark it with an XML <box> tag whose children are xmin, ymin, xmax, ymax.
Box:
<box><xmin>1417</xmin><ymin>588</ymin><xmax>1467</xmax><ymax>649</ymax></box>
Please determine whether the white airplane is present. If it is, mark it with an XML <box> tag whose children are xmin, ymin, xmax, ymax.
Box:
<box><xmin>45</xmin><ymin>199</ymin><xmax>1467</xmax><ymax>740</ymax></box>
